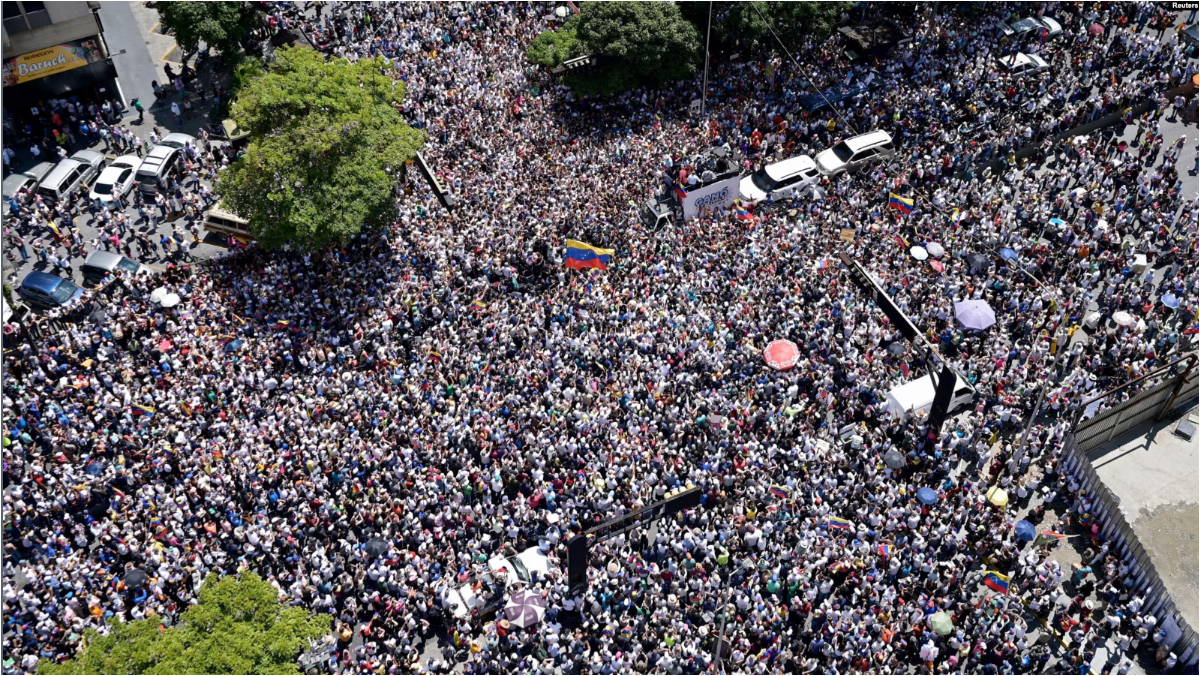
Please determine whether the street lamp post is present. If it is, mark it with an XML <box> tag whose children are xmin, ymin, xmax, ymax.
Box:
<box><xmin>701</xmin><ymin>1</ymin><xmax>712</xmax><ymax>119</ymax></box>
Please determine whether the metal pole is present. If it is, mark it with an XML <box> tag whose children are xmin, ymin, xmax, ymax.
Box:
<box><xmin>1015</xmin><ymin>384</ymin><xmax>1048</xmax><ymax>465</ymax></box>
<box><xmin>701</xmin><ymin>1</ymin><xmax>712</xmax><ymax>118</ymax></box>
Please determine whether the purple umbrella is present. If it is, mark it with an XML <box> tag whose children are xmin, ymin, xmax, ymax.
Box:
<box><xmin>504</xmin><ymin>590</ymin><xmax>546</xmax><ymax>629</ymax></box>
<box><xmin>954</xmin><ymin>300</ymin><xmax>996</xmax><ymax>330</ymax></box>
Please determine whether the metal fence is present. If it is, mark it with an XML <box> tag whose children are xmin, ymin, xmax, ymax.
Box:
<box><xmin>1074</xmin><ymin>359</ymin><xmax>1199</xmax><ymax>455</ymax></box>
<box><xmin>1060</xmin><ymin>435</ymin><xmax>1199</xmax><ymax>666</ymax></box>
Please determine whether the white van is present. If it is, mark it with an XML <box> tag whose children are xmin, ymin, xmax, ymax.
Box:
<box><xmin>442</xmin><ymin>547</ymin><xmax>551</xmax><ymax>621</ymax></box>
<box><xmin>739</xmin><ymin>155</ymin><xmax>821</xmax><ymax>203</ymax></box>
<box><xmin>815</xmin><ymin>130</ymin><xmax>895</xmax><ymax>177</ymax></box>
<box><xmin>886</xmin><ymin>370</ymin><xmax>976</xmax><ymax>419</ymax></box>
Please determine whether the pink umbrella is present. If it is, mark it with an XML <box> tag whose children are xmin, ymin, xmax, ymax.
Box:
<box><xmin>929</xmin><ymin>260</ymin><xmax>945</xmax><ymax>274</ymax></box>
<box><xmin>157</xmin><ymin>339</ymin><xmax>174</xmax><ymax>352</ymax></box>
<box><xmin>1088</xmin><ymin>23</ymin><xmax>1104</xmax><ymax>35</ymax></box>
<box><xmin>763</xmin><ymin>339</ymin><xmax>800</xmax><ymax>370</ymax></box>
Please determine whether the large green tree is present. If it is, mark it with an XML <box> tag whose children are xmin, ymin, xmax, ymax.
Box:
<box><xmin>529</xmin><ymin>3</ymin><xmax>702</xmax><ymax>96</ymax></box>
<box><xmin>156</xmin><ymin>1</ymin><xmax>258</xmax><ymax>59</ymax></box>
<box><xmin>678</xmin><ymin>2</ymin><xmax>851</xmax><ymax>55</ymax></box>
<box><xmin>39</xmin><ymin>572</ymin><xmax>330</xmax><ymax>675</ymax></box>
<box><xmin>216</xmin><ymin>46</ymin><xmax>425</xmax><ymax>249</ymax></box>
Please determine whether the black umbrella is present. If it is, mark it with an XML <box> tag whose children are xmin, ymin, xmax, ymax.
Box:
<box><xmin>124</xmin><ymin>569</ymin><xmax>148</xmax><ymax>589</ymax></box>
<box><xmin>965</xmin><ymin>253</ymin><xmax>989</xmax><ymax>272</ymax></box>
<box><xmin>364</xmin><ymin>538</ymin><xmax>389</xmax><ymax>557</ymax></box>
<box><xmin>883</xmin><ymin>450</ymin><xmax>906</xmax><ymax>469</ymax></box>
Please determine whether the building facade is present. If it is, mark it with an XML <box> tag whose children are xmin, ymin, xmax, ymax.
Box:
<box><xmin>2</xmin><ymin>1</ymin><xmax>118</xmax><ymax>144</ymax></box>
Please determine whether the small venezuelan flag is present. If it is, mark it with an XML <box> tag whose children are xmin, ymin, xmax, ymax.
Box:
<box><xmin>892</xmin><ymin>233</ymin><xmax>910</xmax><ymax>250</ymax></box>
<box><xmin>272</xmin><ymin>319</ymin><xmax>291</xmax><ymax>330</ymax></box>
<box><xmin>673</xmin><ymin>179</ymin><xmax>689</xmax><ymax>201</ymax></box>
<box><xmin>827</xmin><ymin>516</ymin><xmax>853</xmax><ymax>530</ymax></box>
<box><xmin>735</xmin><ymin>204</ymin><xmax>754</xmax><ymax>220</ymax></box>
<box><xmin>564</xmin><ymin>239</ymin><xmax>614</xmax><ymax>271</ymax></box>
<box><xmin>982</xmin><ymin>571</ymin><xmax>1010</xmax><ymax>593</ymax></box>
<box><xmin>769</xmin><ymin>485</ymin><xmax>791</xmax><ymax>500</ymax></box>
<box><xmin>878</xmin><ymin>543</ymin><xmax>894</xmax><ymax>559</ymax></box>
<box><xmin>428</xmin><ymin>351</ymin><xmax>442</xmax><ymax>363</ymax></box>
<box><xmin>131</xmin><ymin>404</ymin><xmax>156</xmax><ymax>417</ymax></box>
<box><xmin>888</xmin><ymin>193</ymin><xmax>914</xmax><ymax>214</ymax></box>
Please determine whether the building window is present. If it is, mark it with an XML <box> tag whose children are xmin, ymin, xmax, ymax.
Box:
<box><xmin>2</xmin><ymin>0</ymin><xmax>52</xmax><ymax>34</ymax></box>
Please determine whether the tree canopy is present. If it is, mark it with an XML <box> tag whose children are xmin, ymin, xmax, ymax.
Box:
<box><xmin>38</xmin><ymin>572</ymin><xmax>330</xmax><ymax>675</ymax></box>
<box><xmin>527</xmin><ymin>3</ymin><xmax>702</xmax><ymax>96</ymax></box>
<box><xmin>678</xmin><ymin>2</ymin><xmax>851</xmax><ymax>56</ymax></box>
<box><xmin>216</xmin><ymin>46</ymin><xmax>425</xmax><ymax>250</ymax></box>
<box><xmin>155</xmin><ymin>1</ymin><xmax>257</xmax><ymax>59</ymax></box>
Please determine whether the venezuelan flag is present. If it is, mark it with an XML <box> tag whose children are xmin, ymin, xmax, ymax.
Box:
<box><xmin>735</xmin><ymin>205</ymin><xmax>754</xmax><ymax>220</ymax></box>
<box><xmin>827</xmin><ymin>516</ymin><xmax>853</xmax><ymax>530</ymax></box>
<box><xmin>272</xmin><ymin>319</ymin><xmax>291</xmax><ymax>330</ymax></box>
<box><xmin>769</xmin><ymin>485</ymin><xmax>791</xmax><ymax>500</ymax></box>
<box><xmin>888</xmin><ymin>193</ymin><xmax>914</xmax><ymax>215</ymax></box>
<box><xmin>878</xmin><ymin>544</ymin><xmax>894</xmax><ymax>559</ymax></box>
<box><xmin>892</xmin><ymin>233</ymin><xmax>909</xmax><ymax>250</ymax></box>
<box><xmin>131</xmin><ymin>404</ymin><xmax>156</xmax><ymax>417</ymax></box>
<box><xmin>673</xmin><ymin>179</ymin><xmax>688</xmax><ymax>201</ymax></box>
<box><xmin>564</xmin><ymin>239</ymin><xmax>614</xmax><ymax>271</ymax></box>
<box><xmin>982</xmin><ymin>571</ymin><xmax>1010</xmax><ymax>593</ymax></box>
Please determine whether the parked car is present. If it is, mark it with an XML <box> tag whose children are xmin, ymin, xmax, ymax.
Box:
<box><xmin>739</xmin><ymin>155</ymin><xmax>822</xmax><ymax>204</ymax></box>
<box><xmin>89</xmin><ymin>164</ymin><xmax>138</xmax><ymax>208</ymax></box>
<box><xmin>2</xmin><ymin>162</ymin><xmax>54</xmax><ymax>217</ymax></box>
<box><xmin>17</xmin><ymin>271</ymin><xmax>85</xmax><ymax>310</ymax></box>
<box><xmin>815</xmin><ymin>130</ymin><xmax>895</xmax><ymax>177</ymax></box>
<box><xmin>158</xmin><ymin>132</ymin><xmax>197</xmax><ymax>150</ymax></box>
<box><xmin>997</xmin><ymin>52</ymin><xmax>1051</xmax><ymax>77</ymax></box>
<box><xmin>1001</xmin><ymin>16</ymin><xmax>1062</xmax><ymax>42</ymax></box>
<box><xmin>36</xmin><ymin>150</ymin><xmax>105</xmax><ymax>203</ymax></box>
<box><xmin>110</xmin><ymin>154</ymin><xmax>142</xmax><ymax>171</ymax></box>
<box><xmin>135</xmin><ymin>145</ymin><xmax>185</xmax><ymax>195</ymax></box>
<box><xmin>80</xmin><ymin>250</ymin><xmax>156</xmax><ymax>285</ymax></box>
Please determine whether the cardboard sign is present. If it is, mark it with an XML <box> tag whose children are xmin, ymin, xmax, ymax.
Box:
<box><xmin>840</xmin><ymin>228</ymin><xmax>857</xmax><ymax>243</ymax></box>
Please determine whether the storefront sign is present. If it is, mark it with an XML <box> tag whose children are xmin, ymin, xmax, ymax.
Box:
<box><xmin>3</xmin><ymin>39</ymin><xmax>104</xmax><ymax>87</ymax></box>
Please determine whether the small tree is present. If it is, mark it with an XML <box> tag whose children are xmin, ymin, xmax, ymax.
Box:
<box><xmin>679</xmin><ymin>1</ymin><xmax>851</xmax><ymax>56</ymax></box>
<box><xmin>528</xmin><ymin>2</ymin><xmax>701</xmax><ymax>96</ymax></box>
<box><xmin>38</xmin><ymin>572</ymin><xmax>330</xmax><ymax>675</ymax></box>
<box><xmin>216</xmin><ymin>46</ymin><xmax>425</xmax><ymax>249</ymax></box>
<box><xmin>156</xmin><ymin>1</ymin><xmax>257</xmax><ymax>60</ymax></box>
<box><xmin>526</xmin><ymin>21</ymin><xmax>582</xmax><ymax>68</ymax></box>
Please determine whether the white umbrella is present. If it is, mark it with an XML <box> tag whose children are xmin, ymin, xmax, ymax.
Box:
<box><xmin>925</xmin><ymin>242</ymin><xmax>945</xmax><ymax>258</ymax></box>
<box><xmin>159</xmin><ymin>293</ymin><xmax>181</xmax><ymax>308</ymax></box>
<box><xmin>503</xmin><ymin>590</ymin><xmax>546</xmax><ymax>629</ymax></box>
<box><xmin>954</xmin><ymin>300</ymin><xmax>997</xmax><ymax>330</ymax></box>
<box><xmin>909</xmin><ymin>246</ymin><xmax>929</xmax><ymax>261</ymax></box>
<box><xmin>1112</xmin><ymin>311</ymin><xmax>1135</xmax><ymax>326</ymax></box>
<box><xmin>149</xmin><ymin>287</ymin><xmax>168</xmax><ymax>304</ymax></box>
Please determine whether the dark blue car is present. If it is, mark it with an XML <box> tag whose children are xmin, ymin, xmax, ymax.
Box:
<box><xmin>18</xmin><ymin>271</ymin><xmax>85</xmax><ymax>310</ymax></box>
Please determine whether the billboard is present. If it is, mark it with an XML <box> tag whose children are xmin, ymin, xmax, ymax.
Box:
<box><xmin>682</xmin><ymin>175</ymin><xmax>740</xmax><ymax>221</ymax></box>
<box><xmin>3</xmin><ymin>38</ymin><xmax>105</xmax><ymax>88</ymax></box>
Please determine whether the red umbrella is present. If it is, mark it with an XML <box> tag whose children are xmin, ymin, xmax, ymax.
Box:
<box><xmin>1088</xmin><ymin>23</ymin><xmax>1104</xmax><ymax>35</ymax></box>
<box><xmin>763</xmin><ymin>339</ymin><xmax>800</xmax><ymax>370</ymax></box>
<box><xmin>929</xmin><ymin>260</ymin><xmax>945</xmax><ymax>274</ymax></box>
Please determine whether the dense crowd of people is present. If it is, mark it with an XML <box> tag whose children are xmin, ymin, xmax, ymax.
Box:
<box><xmin>3</xmin><ymin>1</ymin><xmax>1198</xmax><ymax>674</ymax></box>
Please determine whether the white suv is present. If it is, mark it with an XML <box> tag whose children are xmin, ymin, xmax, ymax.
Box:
<box><xmin>815</xmin><ymin>130</ymin><xmax>895</xmax><ymax>177</ymax></box>
<box><xmin>739</xmin><ymin>155</ymin><xmax>821</xmax><ymax>203</ymax></box>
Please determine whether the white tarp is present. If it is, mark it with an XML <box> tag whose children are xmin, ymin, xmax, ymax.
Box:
<box><xmin>682</xmin><ymin>175</ymin><xmax>740</xmax><ymax>221</ymax></box>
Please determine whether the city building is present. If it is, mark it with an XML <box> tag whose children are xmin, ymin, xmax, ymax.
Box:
<box><xmin>2</xmin><ymin>1</ymin><xmax>118</xmax><ymax>141</ymax></box>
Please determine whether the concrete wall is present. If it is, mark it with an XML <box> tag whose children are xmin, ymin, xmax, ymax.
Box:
<box><xmin>2</xmin><ymin>2</ymin><xmax>100</xmax><ymax>56</ymax></box>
